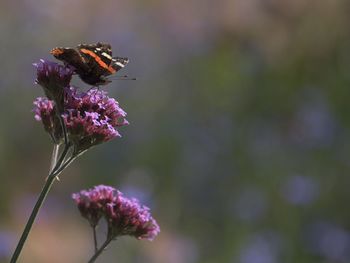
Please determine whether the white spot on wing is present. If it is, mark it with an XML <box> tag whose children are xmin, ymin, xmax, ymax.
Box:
<box><xmin>101</xmin><ymin>52</ymin><xmax>112</xmax><ymax>59</ymax></box>
<box><xmin>115</xmin><ymin>62</ymin><xmax>125</xmax><ymax>68</ymax></box>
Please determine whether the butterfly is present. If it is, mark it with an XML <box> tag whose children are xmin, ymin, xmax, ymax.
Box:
<box><xmin>50</xmin><ymin>42</ymin><xmax>129</xmax><ymax>85</ymax></box>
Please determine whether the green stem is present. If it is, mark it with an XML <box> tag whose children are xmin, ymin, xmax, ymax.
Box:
<box><xmin>49</xmin><ymin>144</ymin><xmax>60</xmax><ymax>173</ymax></box>
<box><xmin>10</xmin><ymin>144</ymin><xmax>71</xmax><ymax>263</ymax></box>
<box><xmin>56</xmin><ymin>108</ymin><xmax>68</xmax><ymax>146</ymax></box>
<box><xmin>60</xmin><ymin>116</ymin><xmax>69</xmax><ymax>146</ymax></box>
<box><xmin>51</xmin><ymin>154</ymin><xmax>77</xmax><ymax>177</ymax></box>
<box><xmin>87</xmin><ymin>237</ymin><xmax>114</xmax><ymax>263</ymax></box>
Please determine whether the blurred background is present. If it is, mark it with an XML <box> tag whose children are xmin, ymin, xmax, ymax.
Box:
<box><xmin>1</xmin><ymin>0</ymin><xmax>350</xmax><ymax>262</ymax></box>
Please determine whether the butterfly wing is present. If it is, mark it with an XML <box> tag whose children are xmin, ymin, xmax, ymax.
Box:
<box><xmin>50</xmin><ymin>47</ymin><xmax>89</xmax><ymax>71</ymax></box>
<box><xmin>52</xmin><ymin>43</ymin><xmax>129</xmax><ymax>86</ymax></box>
<box><xmin>78</xmin><ymin>43</ymin><xmax>112</xmax><ymax>65</ymax></box>
<box><xmin>108</xmin><ymin>57</ymin><xmax>129</xmax><ymax>76</ymax></box>
<box><xmin>77</xmin><ymin>43</ymin><xmax>115</xmax><ymax>77</ymax></box>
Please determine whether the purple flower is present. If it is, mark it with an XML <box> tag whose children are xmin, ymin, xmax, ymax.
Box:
<box><xmin>105</xmin><ymin>191</ymin><xmax>160</xmax><ymax>241</ymax></box>
<box><xmin>33</xmin><ymin>86</ymin><xmax>128</xmax><ymax>150</ymax></box>
<box><xmin>33</xmin><ymin>60</ymin><xmax>128</xmax><ymax>149</ymax></box>
<box><xmin>34</xmin><ymin>60</ymin><xmax>74</xmax><ymax>111</ymax></box>
<box><xmin>239</xmin><ymin>231</ymin><xmax>284</xmax><ymax>263</ymax></box>
<box><xmin>305</xmin><ymin>221</ymin><xmax>350</xmax><ymax>262</ymax></box>
<box><xmin>281</xmin><ymin>175</ymin><xmax>319</xmax><ymax>206</ymax></box>
<box><xmin>33</xmin><ymin>97</ymin><xmax>62</xmax><ymax>143</ymax></box>
<box><xmin>33</xmin><ymin>97</ymin><xmax>55</xmax><ymax>125</ymax></box>
<box><xmin>72</xmin><ymin>185</ymin><xmax>160</xmax><ymax>241</ymax></box>
<box><xmin>34</xmin><ymin>59</ymin><xmax>73</xmax><ymax>88</ymax></box>
<box><xmin>72</xmin><ymin>185</ymin><xmax>116</xmax><ymax>227</ymax></box>
<box><xmin>0</xmin><ymin>231</ymin><xmax>16</xmax><ymax>260</ymax></box>
<box><xmin>63</xmin><ymin>87</ymin><xmax>128</xmax><ymax>152</ymax></box>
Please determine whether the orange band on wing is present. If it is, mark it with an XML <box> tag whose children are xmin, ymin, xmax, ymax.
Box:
<box><xmin>80</xmin><ymin>48</ymin><xmax>116</xmax><ymax>73</ymax></box>
<box><xmin>50</xmin><ymin>48</ymin><xmax>64</xmax><ymax>56</ymax></box>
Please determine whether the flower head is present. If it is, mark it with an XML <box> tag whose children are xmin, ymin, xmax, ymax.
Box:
<box><xmin>72</xmin><ymin>185</ymin><xmax>160</xmax><ymax>241</ymax></box>
<box><xmin>33</xmin><ymin>97</ymin><xmax>62</xmax><ymax>143</ymax></box>
<box><xmin>105</xmin><ymin>191</ymin><xmax>160</xmax><ymax>241</ymax></box>
<box><xmin>72</xmin><ymin>185</ymin><xmax>116</xmax><ymax>227</ymax></box>
<box><xmin>63</xmin><ymin>87</ymin><xmax>128</xmax><ymax>152</ymax></box>
<box><xmin>33</xmin><ymin>59</ymin><xmax>128</xmax><ymax>149</ymax></box>
<box><xmin>34</xmin><ymin>60</ymin><xmax>74</xmax><ymax>111</ymax></box>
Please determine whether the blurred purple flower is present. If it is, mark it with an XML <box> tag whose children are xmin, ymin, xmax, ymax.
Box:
<box><xmin>0</xmin><ymin>231</ymin><xmax>16</xmax><ymax>260</ymax></box>
<box><xmin>232</xmin><ymin>187</ymin><xmax>268</xmax><ymax>223</ymax></box>
<box><xmin>290</xmin><ymin>92</ymin><xmax>336</xmax><ymax>148</ymax></box>
<box><xmin>305</xmin><ymin>221</ymin><xmax>350</xmax><ymax>262</ymax></box>
<box><xmin>73</xmin><ymin>185</ymin><xmax>160</xmax><ymax>241</ymax></box>
<box><xmin>281</xmin><ymin>175</ymin><xmax>319</xmax><ymax>206</ymax></box>
<box><xmin>239</xmin><ymin>231</ymin><xmax>284</xmax><ymax>263</ymax></box>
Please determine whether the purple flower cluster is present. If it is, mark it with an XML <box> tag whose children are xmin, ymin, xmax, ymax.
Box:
<box><xmin>71</xmin><ymin>185</ymin><xmax>115</xmax><ymax>227</ymax></box>
<box><xmin>33</xmin><ymin>60</ymin><xmax>128</xmax><ymax>151</ymax></box>
<box><xmin>33</xmin><ymin>97</ymin><xmax>62</xmax><ymax>143</ymax></box>
<box><xmin>63</xmin><ymin>87</ymin><xmax>128</xmax><ymax>149</ymax></box>
<box><xmin>28</xmin><ymin>53</ymin><xmax>156</xmax><ymax>262</ymax></box>
<box><xmin>34</xmin><ymin>59</ymin><xmax>74</xmax><ymax>89</ymax></box>
<box><xmin>33</xmin><ymin>60</ymin><xmax>74</xmax><ymax>111</ymax></box>
<box><xmin>72</xmin><ymin>185</ymin><xmax>160</xmax><ymax>241</ymax></box>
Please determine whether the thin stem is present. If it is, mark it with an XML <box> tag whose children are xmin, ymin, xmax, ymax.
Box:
<box><xmin>53</xmin><ymin>95</ymin><xmax>68</xmax><ymax>150</ymax></box>
<box><xmin>49</xmin><ymin>147</ymin><xmax>84</xmax><ymax>178</ymax></box>
<box><xmin>51</xmin><ymin>154</ymin><xmax>77</xmax><ymax>177</ymax></box>
<box><xmin>49</xmin><ymin>144</ymin><xmax>60</xmax><ymax>173</ymax></box>
<box><xmin>87</xmin><ymin>237</ymin><xmax>114</xmax><ymax>263</ymax></box>
<box><xmin>58</xmin><ymin>115</ymin><xmax>69</xmax><ymax>146</ymax></box>
<box><xmin>10</xmin><ymin>144</ymin><xmax>71</xmax><ymax>263</ymax></box>
<box><xmin>93</xmin><ymin>226</ymin><xmax>98</xmax><ymax>253</ymax></box>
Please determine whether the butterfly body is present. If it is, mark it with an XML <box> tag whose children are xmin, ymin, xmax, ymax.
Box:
<box><xmin>50</xmin><ymin>42</ymin><xmax>129</xmax><ymax>85</ymax></box>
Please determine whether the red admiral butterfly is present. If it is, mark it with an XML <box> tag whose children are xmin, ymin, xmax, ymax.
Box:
<box><xmin>50</xmin><ymin>42</ymin><xmax>129</xmax><ymax>85</ymax></box>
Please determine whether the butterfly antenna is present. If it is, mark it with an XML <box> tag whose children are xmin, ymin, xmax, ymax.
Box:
<box><xmin>111</xmin><ymin>75</ymin><xmax>137</xmax><ymax>81</ymax></box>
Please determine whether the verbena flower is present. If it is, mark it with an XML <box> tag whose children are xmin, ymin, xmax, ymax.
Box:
<box><xmin>105</xmin><ymin>191</ymin><xmax>160</xmax><ymax>241</ymax></box>
<box><xmin>63</xmin><ymin>87</ymin><xmax>128</xmax><ymax>153</ymax></box>
<box><xmin>72</xmin><ymin>185</ymin><xmax>116</xmax><ymax>227</ymax></box>
<box><xmin>33</xmin><ymin>60</ymin><xmax>128</xmax><ymax>151</ymax></box>
<box><xmin>72</xmin><ymin>185</ymin><xmax>160</xmax><ymax>241</ymax></box>
<box><xmin>33</xmin><ymin>97</ymin><xmax>62</xmax><ymax>144</ymax></box>
<box><xmin>33</xmin><ymin>59</ymin><xmax>74</xmax><ymax>111</ymax></box>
